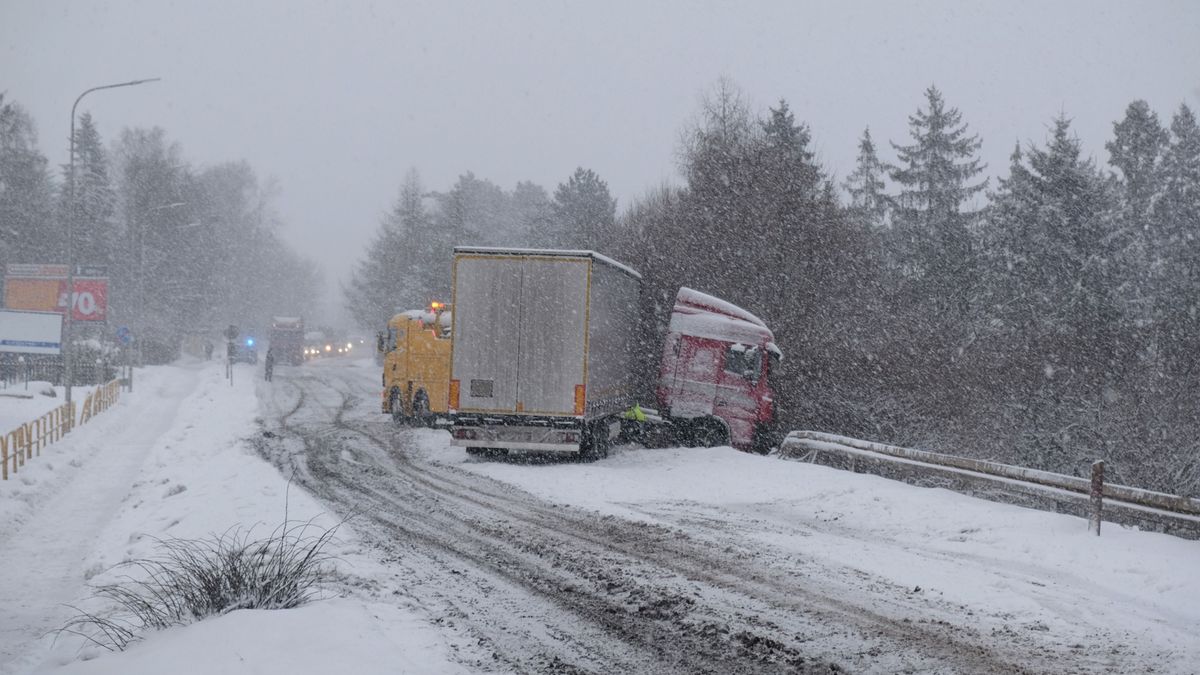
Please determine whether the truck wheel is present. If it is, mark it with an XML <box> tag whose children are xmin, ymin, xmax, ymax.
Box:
<box><xmin>750</xmin><ymin>423</ymin><xmax>775</xmax><ymax>454</ymax></box>
<box><xmin>389</xmin><ymin>389</ymin><xmax>407</xmax><ymax>425</ymax></box>
<box><xmin>412</xmin><ymin>392</ymin><xmax>431</xmax><ymax>427</ymax></box>
<box><xmin>580</xmin><ymin>420</ymin><xmax>610</xmax><ymax>462</ymax></box>
<box><xmin>691</xmin><ymin>420</ymin><xmax>728</xmax><ymax>448</ymax></box>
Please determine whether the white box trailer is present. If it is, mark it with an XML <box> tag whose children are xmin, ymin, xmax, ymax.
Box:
<box><xmin>449</xmin><ymin>247</ymin><xmax>641</xmax><ymax>459</ymax></box>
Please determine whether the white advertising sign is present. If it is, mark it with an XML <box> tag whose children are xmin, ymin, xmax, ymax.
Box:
<box><xmin>0</xmin><ymin>309</ymin><xmax>64</xmax><ymax>355</ymax></box>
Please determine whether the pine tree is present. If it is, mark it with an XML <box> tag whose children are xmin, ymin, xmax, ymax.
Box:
<box><xmin>843</xmin><ymin>127</ymin><xmax>889</xmax><ymax>229</ymax></box>
<box><xmin>0</xmin><ymin>94</ymin><xmax>56</xmax><ymax>268</ymax></box>
<box><xmin>889</xmin><ymin>86</ymin><xmax>987</xmax><ymax>294</ymax></box>
<box><xmin>64</xmin><ymin>112</ymin><xmax>117</xmax><ymax>269</ymax></box>
<box><xmin>1146</xmin><ymin>105</ymin><xmax>1200</xmax><ymax>494</ymax></box>
<box><xmin>1107</xmin><ymin>100</ymin><xmax>1168</xmax><ymax>221</ymax></box>
<box><xmin>754</xmin><ymin>100</ymin><xmax>876</xmax><ymax>433</ymax></box>
<box><xmin>511</xmin><ymin>180</ymin><xmax>553</xmax><ymax>247</ymax></box>
<box><xmin>675</xmin><ymin>79</ymin><xmax>759</xmax><ymax>296</ymax></box>
<box><xmin>1106</xmin><ymin>101</ymin><xmax>1170</xmax><ymax>342</ymax></box>
<box><xmin>401</xmin><ymin>170</ymin><xmax>449</xmax><ymax>304</ymax></box>
<box><xmin>433</xmin><ymin>172</ymin><xmax>513</xmax><ymax>247</ymax></box>
<box><xmin>345</xmin><ymin>169</ymin><xmax>441</xmax><ymax>330</ymax></box>
<box><xmin>1153</xmin><ymin>104</ymin><xmax>1200</xmax><ymax>377</ymax></box>
<box><xmin>111</xmin><ymin>127</ymin><xmax>191</xmax><ymax>344</ymax></box>
<box><xmin>551</xmin><ymin>167</ymin><xmax>617</xmax><ymax>251</ymax></box>
<box><xmin>980</xmin><ymin>115</ymin><xmax>1119</xmax><ymax>473</ymax></box>
<box><xmin>880</xmin><ymin>87</ymin><xmax>988</xmax><ymax>431</ymax></box>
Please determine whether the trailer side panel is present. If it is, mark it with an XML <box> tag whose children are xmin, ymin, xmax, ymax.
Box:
<box><xmin>584</xmin><ymin>261</ymin><xmax>639</xmax><ymax>417</ymax></box>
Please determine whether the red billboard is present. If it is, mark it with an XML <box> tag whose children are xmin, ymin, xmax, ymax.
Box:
<box><xmin>4</xmin><ymin>264</ymin><xmax>109</xmax><ymax>322</ymax></box>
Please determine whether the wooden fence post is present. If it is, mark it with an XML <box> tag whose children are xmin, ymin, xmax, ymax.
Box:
<box><xmin>17</xmin><ymin>425</ymin><xmax>27</xmax><ymax>468</ymax></box>
<box><xmin>1089</xmin><ymin>460</ymin><xmax>1105</xmax><ymax>536</ymax></box>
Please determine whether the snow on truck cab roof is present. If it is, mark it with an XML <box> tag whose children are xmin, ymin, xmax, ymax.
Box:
<box><xmin>453</xmin><ymin>246</ymin><xmax>641</xmax><ymax>280</ymax></box>
<box><xmin>670</xmin><ymin>287</ymin><xmax>783</xmax><ymax>360</ymax></box>
<box><xmin>675</xmin><ymin>287</ymin><xmax>768</xmax><ymax>329</ymax></box>
<box><xmin>393</xmin><ymin>308</ymin><xmax>452</xmax><ymax>330</ymax></box>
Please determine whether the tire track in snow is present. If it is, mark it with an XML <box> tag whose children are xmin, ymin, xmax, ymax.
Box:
<box><xmin>256</xmin><ymin>362</ymin><xmax>1052</xmax><ymax>674</ymax></box>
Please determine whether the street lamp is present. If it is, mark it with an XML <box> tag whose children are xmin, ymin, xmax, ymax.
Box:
<box><xmin>64</xmin><ymin>78</ymin><xmax>160</xmax><ymax>404</ymax></box>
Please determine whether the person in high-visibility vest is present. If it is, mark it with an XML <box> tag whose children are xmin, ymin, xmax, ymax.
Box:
<box><xmin>620</xmin><ymin>403</ymin><xmax>646</xmax><ymax>443</ymax></box>
<box><xmin>623</xmin><ymin>403</ymin><xmax>647</xmax><ymax>422</ymax></box>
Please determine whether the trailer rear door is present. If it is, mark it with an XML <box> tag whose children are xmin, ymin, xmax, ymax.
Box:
<box><xmin>452</xmin><ymin>255</ymin><xmax>523</xmax><ymax>413</ymax></box>
<box><xmin>515</xmin><ymin>257</ymin><xmax>589</xmax><ymax>415</ymax></box>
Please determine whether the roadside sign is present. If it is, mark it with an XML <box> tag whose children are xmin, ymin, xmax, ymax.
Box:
<box><xmin>0</xmin><ymin>309</ymin><xmax>64</xmax><ymax>355</ymax></box>
<box><xmin>116</xmin><ymin>325</ymin><xmax>133</xmax><ymax>346</ymax></box>
<box><xmin>4</xmin><ymin>263</ymin><xmax>109</xmax><ymax>322</ymax></box>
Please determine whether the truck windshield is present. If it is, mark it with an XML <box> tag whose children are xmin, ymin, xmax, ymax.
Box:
<box><xmin>724</xmin><ymin>344</ymin><xmax>761</xmax><ymax>382</ymax></box>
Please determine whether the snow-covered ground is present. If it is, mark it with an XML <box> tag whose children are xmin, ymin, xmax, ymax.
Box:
<box><xmin>0</xmin><ymin>360</ymin><xmax>465</xmax><ymax>675</ymax></box>
<box><xmin>2</xmin><ymin>357</ymin><xmax>1198</xmax><ymax>674</ymax></box>
<box><xmin>423</xmin><ymin>437</ymin><xmax>1200</xmax><ymax>666</ymax></box>
<box><xmin>0</xmin><ymin>381</ymin><xmax>65</xmax><ymax>436</ymax></box>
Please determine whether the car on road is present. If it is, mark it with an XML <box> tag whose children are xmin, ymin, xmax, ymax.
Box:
<box><xmin>230</xmin><ymin>337</ymin><xmax>258</xmax><ymax>364</ymax></box>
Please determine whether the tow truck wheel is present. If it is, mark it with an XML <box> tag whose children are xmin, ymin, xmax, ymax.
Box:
<box><xmin>412</xmin><ymin>391</ymin><xmax>431</xmax><ymax>427</ymax></box>
<box><xmin>389</xmin><ymin>389</ymin><xmax>407</xmax><ymax>425</ymax></box>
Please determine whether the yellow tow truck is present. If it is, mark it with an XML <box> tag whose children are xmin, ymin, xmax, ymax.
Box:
<box><xmin>379</xmin><ymin>302</ymin><xmax>452</xmax><ymax>425</ymax></box>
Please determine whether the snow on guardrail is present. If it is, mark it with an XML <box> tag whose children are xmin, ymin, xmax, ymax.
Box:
<box><xmin>780</xmin><ymin>430</ymin><xmax>1200</xmax><ymax>540</ymax></box>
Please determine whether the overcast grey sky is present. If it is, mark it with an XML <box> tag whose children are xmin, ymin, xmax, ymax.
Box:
<box><xmin>3</xmin><ymin>0</ymin><xmax>1199</xmax><ymax>319</ymax></box>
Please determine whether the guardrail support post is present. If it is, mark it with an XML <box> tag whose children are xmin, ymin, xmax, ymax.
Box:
<box><xmin>1089</xmin><ymin>460</ymin><xmax>1105</xmax><ymax>536</ymax></box>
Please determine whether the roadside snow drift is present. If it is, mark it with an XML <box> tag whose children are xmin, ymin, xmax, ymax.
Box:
<box><xmin>0</xmin><ymin>361</ymin><xmax>465</xmax><ymax>675</ymax></box>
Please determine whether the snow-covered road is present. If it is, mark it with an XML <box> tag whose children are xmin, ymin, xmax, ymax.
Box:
<box><xmin>252</xmin><ymin>359</ymin><xmax>1200</xmax><ymax>674</ymax></box>
<box><xmin>2</xmin><ymin>357</ymin><xmax>1197</xmax><ymax>674</ymax></box>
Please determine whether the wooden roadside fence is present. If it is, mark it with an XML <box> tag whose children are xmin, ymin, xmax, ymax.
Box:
<box><xmin>1</xmin><ymin>379</ymin><xmax>122</xmax><ymax>481</ymax></box>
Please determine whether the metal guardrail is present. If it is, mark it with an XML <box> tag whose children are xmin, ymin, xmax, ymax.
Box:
<box><xmin>783</xmin><ymin>431</ymin><xmax>1200</xmax><ymax>517</ymax></box>
<box><xmin>1</xmin><ymin>379</ymin><xmax>121</xmax><ymax>481</ymax></box>
<box><xmin>780</xmin><ymin>430</ymin><xmax>1200</xmax><ymax>539</ymax></box>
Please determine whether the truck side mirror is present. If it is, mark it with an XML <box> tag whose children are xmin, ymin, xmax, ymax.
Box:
<box><xmin>376</xmin><ymin>332</ymin><xmax>385</xmax><ymax>353</ymax></box>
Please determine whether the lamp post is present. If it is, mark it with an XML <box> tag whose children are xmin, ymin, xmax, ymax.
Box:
<box><xmin>64</xmin><ymin>78</ymin><xmax>159</xmax><ymax>404</ymax></box>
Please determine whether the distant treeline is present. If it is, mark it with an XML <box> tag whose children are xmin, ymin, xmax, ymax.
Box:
<box><xmin>352</xmin><ymin>79</ymin><xmax>1200</xmax><ymax>497</ymax></box>
<box><xmin>0</xmin><ymin>93</ymin><xmax>321</xmax><ymax>357</ymax></box>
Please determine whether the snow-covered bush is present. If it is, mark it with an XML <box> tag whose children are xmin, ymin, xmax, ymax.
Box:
<box><xmin>60</xmin><ymin>519</ymin><xmax>340</xmax><ymax>651</ymax></box>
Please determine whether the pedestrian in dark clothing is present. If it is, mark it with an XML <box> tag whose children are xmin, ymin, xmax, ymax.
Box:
<box><xmin>264</xmin><ymin>348</ymin><xmax>275</xmax><ymax>382</ymax></box>
<box><xmin>204</xmin><ymin>341</ymin><xmax>214</xmax><ymax>361</ymax></box>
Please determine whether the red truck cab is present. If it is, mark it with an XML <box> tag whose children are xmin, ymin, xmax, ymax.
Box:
<box><xmin>656</xmin><ymin>288</ymin><xmax>781</xmax><ymax>452</ymax></box>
